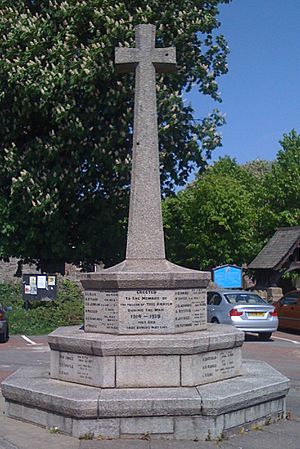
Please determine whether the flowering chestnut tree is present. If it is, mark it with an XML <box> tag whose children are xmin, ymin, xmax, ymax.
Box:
<box><xmin>0</xmin><ymin>0</ymin><xmax>230</xmax><ymax>271</ymax></box>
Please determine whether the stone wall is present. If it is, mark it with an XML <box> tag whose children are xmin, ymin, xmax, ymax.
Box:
<box><xmin>0</xmin><ymin>258</ymin><xmax>103</xmax><ymax>285</ymax></box>
<box><xmin>0</xmin><ymin>258</ymin><xmax>40</xmax><ymax>284</ymax></box>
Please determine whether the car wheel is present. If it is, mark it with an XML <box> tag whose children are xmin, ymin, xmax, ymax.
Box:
<box><xmin>211</xmin><ymin>318</ymin><xmax>219</xmax><ymax>324</ymax></box>
<box><xmin>258</xmin><ymin>332</ymin><xmax>272</xmax><ymax>340</ymax></box>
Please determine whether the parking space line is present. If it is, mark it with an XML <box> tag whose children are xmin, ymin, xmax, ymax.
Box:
<box><xmin>273</xmin><ymin>336</ymin><xmax>300</xmax><ymax>345</ymax></box>
<box><xmin>21</xmin><ymin>335</ymin><xmax>38</xmax><ymax>345</ymax></box>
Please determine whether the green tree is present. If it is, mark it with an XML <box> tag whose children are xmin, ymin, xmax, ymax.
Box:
<box><xmin>261</xmin><ymin>130</ymin><xmax>300</xmax><ymax>237</ymax></box>
<box><xmin>163</xmin><ymin>157</ymin><xmax>263</xmax><ymax>270</ymax></box>
<box><xmin>0</xmin><ymin>0</ymin><xmax>230</xmax><ymax>271</ymax></box>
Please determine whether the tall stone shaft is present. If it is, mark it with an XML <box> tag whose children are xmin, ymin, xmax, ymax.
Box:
<box><xmin>115</xmin><ymin>24</ymin><xmax>176</xmax><ymax>260</ymax></box>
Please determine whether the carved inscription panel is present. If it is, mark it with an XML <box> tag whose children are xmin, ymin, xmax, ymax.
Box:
<box><xmin>118</xmin><ymin>290</ymin><xmax>173</xmax><ymax>333</ymax></box>
<box><xmin>118</xmin><ymin>288</ymin><xmax>207</xmax><ymax>334</ymax></box>
<box><xmin>85</xmin><ymin>290</ymin><xmax>118</xmax><ymax>333</ymax></box>
<box><xmin>51</xmin><ymin>351</ymin><xmax>115</xmax><ymax>388</ymax></box>
<box><xmin>182</xmin><ymin>347</ymin><xmax>242</xmax><ymax>386</ymax></box>
<box><xmin>200</xmin><ymin>348</ymin><xmax>238</xmax><ymax>381</ymax></box>
<box><xmin>84</xmin><ymin>288</ymin><xmax>207</xmax><ymax>334</ymax></box>
<box><xmin>174</xmin><ymin>289</ymin><xmax>206</xmax><ymax>331</ymax></box>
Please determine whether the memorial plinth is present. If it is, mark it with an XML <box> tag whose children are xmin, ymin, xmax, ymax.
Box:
<box><xmin>48</xmin><ymin>325</ymin><xmax>243</xmax><ymax>388</ymax></box>
<box><xmin>2</xmin><ymin>24</ymin><xmax>289</xmax><ymax>441</ymax></box>
<box><xmin>82</xmin><ymin>260</ymin><xmax>209</xmax><ymax>333</ymax></box>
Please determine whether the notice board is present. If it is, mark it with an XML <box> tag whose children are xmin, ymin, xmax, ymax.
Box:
<box><xmin>22</xmin><ymin>274</ymin><xmax>57</xmax><ymax>302</ymax></box>
<box><xmin>212</xmin><ymin>265</ymin><xmax>242</xmax><ymax>289</ymax></box>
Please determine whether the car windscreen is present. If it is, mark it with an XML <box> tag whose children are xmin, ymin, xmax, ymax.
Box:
<box><xmin>224</xmin><ymin>293</ymin><xmax>267</xmax><ymax>305</ymax></box>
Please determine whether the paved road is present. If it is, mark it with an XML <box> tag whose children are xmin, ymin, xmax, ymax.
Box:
<box><xmin>243</xmin><ymin>330</ymin><xmax>300</xmax><ymax>418</ymax></box>
<box><xmin>0</xmin><ymin>335</ymin><xmax>49</xmax><ymax>384</ymax></box>
<box><xmin>243</xmin><ymin>330</ymin><xmax>300</xmax><ymax>383</ymax></box>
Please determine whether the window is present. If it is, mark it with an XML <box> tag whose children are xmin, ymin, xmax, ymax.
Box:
<box><xmin>281</xmin><ymin>293</ymin><xmax>300</xmax><ymax>306</ymax></box>
<box><xmin>224</xmin><ymin>293</ymin><xmax>266</xmax><ymax>305</ymax></box>
<box><xmin>208</xmin><ymin>293</ymin><xmax>222</xmax><ymax>306</ymax></box>
<box><xmin>207</xmin><ymin>292</ymin><xmax>214</xmax><ymax>304</ymax></box>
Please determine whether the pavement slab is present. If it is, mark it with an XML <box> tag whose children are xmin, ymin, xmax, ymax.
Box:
<box><xmin>79</xmin><ymin>441</ymin><xmax>150</xmax><ymax>449</ymax></box>
<box><xmin>0</xmin><ymin>395</ymin><xmax>78</xmax><ymax>449</ymax></box>
<box><xmin>219</xmin><ymin>418</ymin><xmax>300</xmax><ymax>449</ymax></box>
<box><xmin>287</xmin><ymin>387</ymin><xmax>300</xmax><ymax>417</ymax></box>
<box><xmin>1</xmin><ymin>409</ymin><xmax>300</xmax><ymax>449</ymax></box>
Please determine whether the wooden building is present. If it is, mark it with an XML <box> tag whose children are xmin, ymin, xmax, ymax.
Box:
<box><xmin>249</xmin><ymin>226</ymin><xmax>300</xmax><ymax>289</ymax></box>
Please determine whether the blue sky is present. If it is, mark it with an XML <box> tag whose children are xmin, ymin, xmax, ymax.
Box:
<box><xmin>188</xmin><ymin>0</ymin><xmax>300</xmax><ymax>164</ymax></box>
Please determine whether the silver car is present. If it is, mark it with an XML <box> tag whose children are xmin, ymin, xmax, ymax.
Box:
<box><xmin>207</xmin><ymin>290</ymin><xmax>278</xmax><ymax>340</ymax></box>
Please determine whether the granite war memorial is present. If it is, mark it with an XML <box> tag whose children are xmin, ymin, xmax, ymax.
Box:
<box><xmin>2</xmin><ymin>24</ymin><xmax>289</xmax><ymax>440</ymax></box>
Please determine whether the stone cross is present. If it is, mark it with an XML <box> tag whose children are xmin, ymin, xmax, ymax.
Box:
<box><xmin>115</xmin><ymin>24</ymin><xmax>176</xmax><ymax>260</ymax></box>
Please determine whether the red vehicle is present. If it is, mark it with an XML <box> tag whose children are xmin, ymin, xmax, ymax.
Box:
<box><xmin>275</xmin><ymin>291</ymin><xmax>300</xmax><ymax>332</ymax></box>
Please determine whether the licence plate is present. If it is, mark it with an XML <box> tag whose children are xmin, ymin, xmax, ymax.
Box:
<box><xmin>248</xmin><ymin>312</ymin><xmax>264</xmax><ymax>317</ymax></box>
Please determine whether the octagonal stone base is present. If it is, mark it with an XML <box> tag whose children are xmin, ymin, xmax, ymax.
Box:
<box><xmin>48</xmin><ymin>324</ymin><xmax>243</xmax><ymax>388</ymax></box>
<box><xmin>2</xmin><ymin>360</ymin><xmax>289</xmax><ymax>440</ymax></box>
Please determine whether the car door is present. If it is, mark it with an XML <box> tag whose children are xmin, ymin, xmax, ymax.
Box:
<box><xmin>277</xmin><ymin>292</ymin><xmax>300</xmax><ymax>330</ymax></box>
<box><xmin>207</xmin><ymin>292</ymin><xmax>222</xmax><ymax>323</ymax></box>
<box><xmin>294</xmin><ymin>298</ymin><xmax>300</xmax><ymax>331</ymax></box>
<box><xmin>207</xmin><ymin>292</ymin><xmax>214</xmax><ymax>322</ymax></box>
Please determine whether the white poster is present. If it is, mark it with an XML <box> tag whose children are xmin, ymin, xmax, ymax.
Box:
<box><xmin>37</xmin><ymin>275</ymin><xmax>47</xmax><ymax>289</ymax></box>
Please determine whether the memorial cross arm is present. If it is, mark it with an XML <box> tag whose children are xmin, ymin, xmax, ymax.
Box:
<box><xmin>115</xmin><ymin>24</ymin><xmax>176</xmax><ymax>73</ymax></box>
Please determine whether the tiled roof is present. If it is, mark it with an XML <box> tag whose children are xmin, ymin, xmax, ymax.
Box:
<box><xmin>249</xmin><ymin>226</ymin><xmax>300</xmax><ymax>270</ymax></box>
